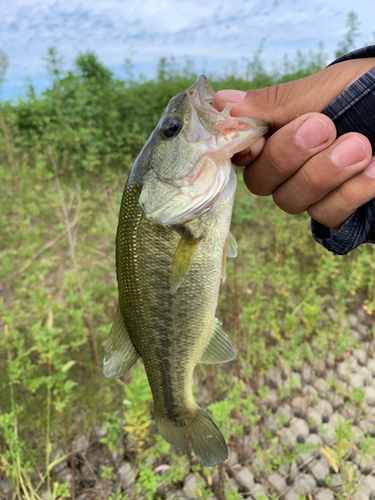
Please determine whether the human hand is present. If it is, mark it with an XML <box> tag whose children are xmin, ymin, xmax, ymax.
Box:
<box><xmin>214</xmin><ymin>58</ymin><xmax>375</xmax><ymax>229</ymax></box>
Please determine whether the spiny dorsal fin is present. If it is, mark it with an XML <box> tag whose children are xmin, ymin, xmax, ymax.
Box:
<box><xmin>171</xmin><ymin>231</ymin><xmax>200</xmax><ymax>295</ymax></box>
<box><xmin>200</xmin><ymin>318</ymin><xmax>236</xmax><ymax>364</ymax></box>
<box><xmin>221</xmin><ymin>232</ymin><xmax>238</xmax><ymax>282</ymax></box>
<box><xmin>103</xmin><ymin>307</ymin><xmax>140</xmax><ymax>379</ymax></box>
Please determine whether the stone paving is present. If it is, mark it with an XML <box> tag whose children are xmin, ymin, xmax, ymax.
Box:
<box><xmin>2</xmin><ymin>313</ymin><xmax>375</xmax><ymax>500</ymax></box>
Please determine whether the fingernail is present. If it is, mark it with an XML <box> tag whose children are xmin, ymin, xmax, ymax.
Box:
<box><xmin>295</xmin><ymin>117</ymin><xmax>330</xmax><ymax>149</ymax></box>
<box><xmin>365</xmin><ymin>159</ymin><xmax>375</xmax><ymax>178</ymax></box>
<box><xmin>331</xmin><ymin>136</ymin><xmax>366</xmax><ymax>167</ymax></box>
<box><xmin>216</xmin><ymin>90</ymin><xmax>246</xmax><ymax>103</ymax></box>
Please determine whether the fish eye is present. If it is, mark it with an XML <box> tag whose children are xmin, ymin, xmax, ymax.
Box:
<box><xmin>160</xmin><ymin>116</ymin><xmax>182</xmax><ymax>140</ymax></box>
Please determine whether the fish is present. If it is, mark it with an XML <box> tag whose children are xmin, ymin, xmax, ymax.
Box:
<box><xmin>103</xmin><ymin>75</ymin><xmax>268</xmax><ymax>466</ymax></box>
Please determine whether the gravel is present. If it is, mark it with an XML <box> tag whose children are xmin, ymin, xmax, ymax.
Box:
<box><xmin>0</xmin><ymin>479</ymin><xmax>14</xmax><ymax>496</ymax></box>
<box><xmin>307</xmin><ymin>408</ymin><xmax>322</xmax><ymax>426</ymax></box>
<box><xmin>319</xmin><ymin>422</ymin><xmax>335</xmax><ymax>443</ymax></box>
<box><xmin>183</xmin><ymin>473</ymin><xmax>198</xmax><ymax>498</ymax></box>
<box><xmin>306</xmin><ymin>433</ymin><xmax>322</xmax><ymax>447</ymax></box>
<box><xmin>267</xmin><ymin>368</ymin><xmax>283</xmax><ymax>389</ymax></box>
<box><xmin>365</xmin><ymin>386</ymin><xmax>375</xmax><ymax>405</ymax></box>
<box><xmin>297</xmin><ymin>473</ymin><xmax>317</xmax><ymax>493</ymax></box>
<box><xmin>314</xmin><ymin>378</ymin><xmax>330</xmax><ymax>394</ymax></box>
<box><xmin>249</xmin><ymin>483</ymin><xmax>269</xmax><ymax>499</ymax></box>
<box><xmin>166</xmin><ymin>490</ymin><xmax>187</xmax><ymax>500</ymax></box>
<box><xmin>235</xmin><ymin>467</ymin><xmax>254</xmax><ymax>491</ymax></box>
<box><xmin>118</xmin><ymin>461</ymin><xmax>135</xmax><ymax>490</ymax></box>
<box><xmin>290</xmin><ymin>417</ymin><xmax>309</xmax><ymax>437</ymax></box>
<box><xmin>359</xmin><ymin>366</ymin><xmax>372</xmax><ymax>384</ymax></box>
<box><xmin>353</xmin><ymin>484</ymin><xmax>372</xmax><ymax>500</ymax></box>
<box><xmin>280</xmin><ymin>427</ymin><xmax>298</xmax><ymax>447</ymax></box>
<box><xmin>314</xmin><ymin>489</ymin><xmax>335</xmax><ymax>500</ymax></box>
<box><xmin>50</xmin><ymin>448</ymin><xmax>69</xmax><ymax>475</ymax></box>
<box><xmin>310</xmin><ymin>458</ymin><xmax>330</xmax><ymax>486</ymax></box>
<box><xmin>351</xmin><ymin>372</ymin><xmax>365</xmax><ymax>388</ymax></box>
<box><xmin>354</xmin><ymin>349</ymin><xmax>367</xmax><ymax>366</ymax></box>
<box><xmin>228</xmin><ymin>449</ymin><xmax>238</xmax><ymax>466</ymax></box>
<box><xmin>368</xmin><ymin>359</ymin><xmax>375</xmax><ymax>376</ymax></box>
<box><xmin>314</xmin><ymin>399</ymin><xmax>333</xmax><ymax>416</ymax></box>
<box><xmin>276</xmin><ymin>403</ymin><xmax>292</xmax><ymax>422</ymax></box>
<box><xmin>301</xmin><ymin>364</ymin><xmax>312</xmax><ymax>384</ymax></box>
<box><xmin>363</xmin><ymin>475</ymin><xmax>375</xmax><ymax>490</ymax></box>
<box><xmin>268</xmin><ymin>471</ymin><xmax>286</xmax><ymax>492</ymax></box>
<box><xmin>291</xmin><ymin>396</ymin><xmax>309</xmax><ymax>415</ymax></box>
<box><xmin>302</xmin><ymin>386</ymin><xmax>318</xmax><ymax>400</ymax></box>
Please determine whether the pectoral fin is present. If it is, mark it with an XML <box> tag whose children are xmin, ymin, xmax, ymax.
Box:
<box><xmin>200</xmin><ymin>318</ymin><xmax>236</xmax><ymax>364</ymax></box>
<box><xmin>103</xmin><ymin>307</ymin><xmax>140</xmax><ymax>379</ymax></box>
<box><xmin>221</xmin><ymin>232</ymin><xmax>238</xmax><ymax>282</ymax></box>
<box><xmin>227</xmin><ymin>232</ymin><xmax>238</xmax><ymax>258</ymax></box>
<box><xmin>171</xmin><ymin>231</ymin><xmax>200</xmax><ymax>295</ymax></box>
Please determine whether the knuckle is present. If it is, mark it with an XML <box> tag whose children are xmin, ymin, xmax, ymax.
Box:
<box><xmin>308</xmin><ymin>201</ymin><xmax>332</xmax><ymax>225</ymax></box>
<box><xmin>333</xmin><ymin>181</ymin><xmax>359</xmax><ymax>212</ymax></box>
<box><xmin>307</xmin><ymin>204</ymin><xmax>320</xmax><ymax>221</ymax></box>
<box><xmin>265</xmin><ymin>141</ymin><xmax>294</xmax><ymax>178</ymax></box>
<box><xmin>261</xmin><ymin>83</ymin><xmax>293</xmax><ymax>109</ymax></box>
<box><xmin>300</xmin><ymin>166</ymin><xmax>324</xmax><ymax>192</ymax></box>
<box><xmin>245</xmin><ymin>176</ymin><xmax>272</xmax><ymax>196</ymax></box>
<box><xmin>273</xmin><ymin>191</ymin><xmax>301</xmax><ymax>214</ymax></box>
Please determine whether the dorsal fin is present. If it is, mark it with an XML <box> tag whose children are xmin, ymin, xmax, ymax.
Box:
<box><xmin>171</xmin><ymin>230</ymin><xmax>201</xmax><ymax>295</ymax></box>
<box><xmin>200</xmin><ymin>319</ymin><xmax>236</xmax><ymax>364</ymax></box>
<box><xmin>103</xmin><ymin>307</ymin><xmax>140</xmax><ymax>379</ymax></box>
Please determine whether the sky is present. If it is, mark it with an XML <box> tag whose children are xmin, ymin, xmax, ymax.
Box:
<box><xmin>1</xmin><ymin>0</ymin><xmax>374</xmax><ymax>101</ymax></box>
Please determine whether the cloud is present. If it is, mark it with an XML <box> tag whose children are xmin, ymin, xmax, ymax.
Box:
<box><xmin>1</xmin><ymin>0</ymin><xmax>374</xmax><ymax>99</ymax></box>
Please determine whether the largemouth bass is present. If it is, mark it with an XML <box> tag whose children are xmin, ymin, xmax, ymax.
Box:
<box><xmin>103</xmin><ymin>76</ymin><xmax>268</xmax><ymax>466</ymax></box>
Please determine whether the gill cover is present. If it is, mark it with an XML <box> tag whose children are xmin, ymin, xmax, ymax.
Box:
<box><xmin>139</xmin><ymin>75</ymin><xmax>268</xmax><ymax>226</ymax></box>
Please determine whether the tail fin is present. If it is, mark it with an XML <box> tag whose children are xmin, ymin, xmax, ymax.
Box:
<box><xmin>155</xmin><ymin>408</ymin><xmax>228</xmax><ymax>467</ymax></box>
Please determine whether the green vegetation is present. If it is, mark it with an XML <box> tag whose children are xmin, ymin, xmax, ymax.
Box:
<box><xmin>1</xmin><ymin>11</ymin><xmax>375</xmax><ymax>500</ymax></box>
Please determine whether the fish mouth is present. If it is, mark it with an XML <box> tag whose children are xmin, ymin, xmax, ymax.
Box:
<box><xmin>188</xmin><ymin>75</ymin><xmax>268</xmax><ymax>139</ymax></box>
<box><xmin>157</xmin><ymin>75</ymin><xmax>268</xmax><ymax>191</ymax></box>
<box><xmin>140</xmin><ymin>76</ymin><xmax>269</xmax><ymax>227</ymax></box>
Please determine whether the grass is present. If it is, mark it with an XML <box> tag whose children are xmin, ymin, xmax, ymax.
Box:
<box><xmin>2</xmin><ymin>153</ymin><xmax>375</xmax><ymax>499</ymax></box>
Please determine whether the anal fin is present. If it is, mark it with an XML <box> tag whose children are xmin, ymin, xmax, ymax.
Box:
<box><xmin>200</xmin><ymin>319</ymin><xmax>236</xmax><ymax>364</ymax></box>
<box><xmin>103</xmin><ymin>307</ymin><xmax>140</xmax><ymax>379</ymax></box>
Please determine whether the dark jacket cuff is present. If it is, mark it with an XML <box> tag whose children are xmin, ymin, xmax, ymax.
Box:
<box><xmin>311</xmin><ymin>46</ymin><xmax>375</xmax><ymax>254</ymax></box>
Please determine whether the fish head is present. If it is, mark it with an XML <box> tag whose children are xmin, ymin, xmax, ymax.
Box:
<box><xmin>139</xmin><ymin>75</ymin><xmax>268</xmax><ymax>226</ymax></box>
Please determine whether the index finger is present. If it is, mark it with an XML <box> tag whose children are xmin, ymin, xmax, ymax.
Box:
<box><xmin>214</xmin><ymin>58</ymin><xmax>375</xmax><ymax>130</ymax></box>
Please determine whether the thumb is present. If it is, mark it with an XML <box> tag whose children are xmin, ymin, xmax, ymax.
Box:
<box><xmin>214</xmin><ymin>58</ymin><xmax>375</xmax><ymax>130</ymax></box>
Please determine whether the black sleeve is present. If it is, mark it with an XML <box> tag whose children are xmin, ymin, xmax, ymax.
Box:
<box><xmin>311</xmin><ymin>46</ymin><xmax>375</xmax><ymax>255</ymax></box>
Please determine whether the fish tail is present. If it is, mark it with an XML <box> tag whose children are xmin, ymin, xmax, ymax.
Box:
<box><xmin>155</xmin><ymin>407</ymin><xmax>228</xmax><ymax>467</ymax></box>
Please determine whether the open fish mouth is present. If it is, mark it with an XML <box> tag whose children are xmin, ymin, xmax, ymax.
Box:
<box><xmin>167</xmin><ymin>76</ymin><xmax>268</xmax><ymax>187</ymax></box>
<box><xmin>139</xmin><ymin>76</ymin><xmax>268</xmax><ymax>227</ymax></box>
